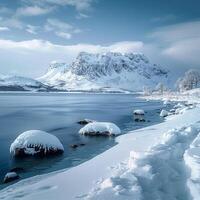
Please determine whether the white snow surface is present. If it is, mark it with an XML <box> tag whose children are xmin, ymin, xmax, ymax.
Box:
<box><xmin>38</xmin><ymin>52</ymin><xmax>169</xmax><ymax>92</ymax></box>
<box><xmin>10</xmin><ymin>130</ymin><xmax>64</xmax><ymax>155</ymax></box>
<box><xmin>1</xmin><ymin>104</ymin><xmax>200</xmax><ymax>199</ymax></box>
<box><xmin>79</xmin><ymin>122</ymin><xmax>121</xmax><ymax>136</ymax></box>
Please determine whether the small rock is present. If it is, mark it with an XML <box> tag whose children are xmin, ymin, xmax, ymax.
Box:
<box><xmin>70</xmin><ymin>144</ymin><xmax>78</xmax><ymax>148</ymax></box>
<box><xmin>134</xmin><ymin>118</ymin><xmax>145</xmax><ymax>122</ymax></box>
<box><xmin>3</xmin><ymin>172</ymin><xmax>19</xmax><ymax>184</ymax></box>
<box><xmin>77</xmin><ymin>119</ymin><xmax>95</xmax><ymax>125</ymax></box>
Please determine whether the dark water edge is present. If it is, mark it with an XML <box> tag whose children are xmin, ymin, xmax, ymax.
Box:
<box><xmin>0</xmin><ymin>93</ymin><xmax>170</xmax><ymax>190</ymax></box>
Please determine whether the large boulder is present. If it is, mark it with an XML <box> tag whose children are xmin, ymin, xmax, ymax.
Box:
<box><xmin>79</xmin><ymin>122</ymin><xmax>121</xmax><ymax>136</ymax></box>
<box><xmin>10</xmin><ymin>130</ymin><xmax>64</xmax><ymax>157</ymax></box>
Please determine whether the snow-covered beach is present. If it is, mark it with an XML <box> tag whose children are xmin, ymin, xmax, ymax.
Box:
<box><xmin>1</xmin><ymin>92</ymin><xmax>200</xmax><ymax>200</ymax></box>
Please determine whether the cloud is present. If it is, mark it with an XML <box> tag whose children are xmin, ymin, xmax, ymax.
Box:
<box><xmin>55</xmin><ymin>31</ymin><xmax>72</xmax><ymax>39</ymax></box>
<box><xmin>45</xmin><ymin>18</ymin><xmax>80</xmax><ymax>39</ymax></box>
<box><xmin>76</xmin><ymin>13</ymin><xmax>90</xmax><ymax>19</ymax></box>
<box><xmin>21</xmin><ymin>0</ymin><xmax>94</xmax><ymax>12</ymax></box>
<box><xmin>0</xmin><ymin>39</ymin><xmax>144</xmax><ymax>53</ymax></box>
<box><xmin>150</xmin><ymin>20</ymin><xmax>200</xmax><ymax>42</ymax></box>
<box><xmin>149</xmin><ymin>20</ymin><xmax>200</xmax><ymax>69</ymax></box>
<box><xmin>0</xmin><ymin>17</ymin><xmax>24</xmax><ymax>29</ymax></box>
<box><xmin>0</xmin><ymin>39</ymin><xmax>145</xmax><ymax>77</ymax></box>
<box><xmin>163</xmin><ymin>38</ymin><xmax>200</xmax><ymax>65</ymax></box>
<box><xmin>26</xmin><ymin>25</ymin><xmax>39</xmax><ymax>34</ymax></box>
<box><xmin>0</xmin><ymin>7</ymin><xmax>12</xmax><ymax>15</ymax></box>
<box><xmin>45</xmin><ymin>18</ymin><xmax>73</xmax><ymax>31</ymax></box>
<box><xmin>151</xmin><ymin>14</ymin><xmax>176</xmax><ymax>23</ymax></box>
<box><xmin>16</xmin><ymin>6</ymin><xmax>54</xmax><ymax>17</ymax></box>
<box><xmin>0</xmin><ymin>27</ymin><xmax>9</xmax><ymax>31</ymax></box>
<box><xmin>108</xmin><ymin>41</ymin><xmax>144</xmax><ymax>53</ymax></box>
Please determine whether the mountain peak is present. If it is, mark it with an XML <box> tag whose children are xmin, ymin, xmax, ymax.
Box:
<box><xmin>39</xmin><ymin>51</ymin><xmax>170</xmax><ymax>92</ymax></box>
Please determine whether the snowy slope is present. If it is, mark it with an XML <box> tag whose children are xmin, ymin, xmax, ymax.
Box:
<box><xmin>0</xmin><ymin>74</ymin><xmax>58</xmax><ymax>92</ymax></box>
<box><xmin>39</xmin><ymin>52</ymin><xmax>169</xmax><ymax>92</ymax></box>
<box><xmin>1</xmin><ymin>104</ymin><xmax>200</xmax><ymax>200</ymax></box>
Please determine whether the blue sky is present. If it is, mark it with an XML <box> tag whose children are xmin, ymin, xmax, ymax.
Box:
<box><xmin>0</xmin><ymin>0</ymin><xmax>200</xmax><ymax>77</ymax></box>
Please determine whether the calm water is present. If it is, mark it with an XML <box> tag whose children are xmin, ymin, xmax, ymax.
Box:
<box><xmin>0</xmin><ymin>93</ymin><xmax>165</xmax><ymax>189</ymax></box>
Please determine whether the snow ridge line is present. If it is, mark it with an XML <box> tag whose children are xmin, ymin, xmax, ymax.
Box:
<box><xmin>85</xmin><ymin>124</ymin><xmax>200</xmax><ymax>200</ymax></box>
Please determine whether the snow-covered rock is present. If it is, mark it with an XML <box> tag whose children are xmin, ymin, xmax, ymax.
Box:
<box><xmin>160</xmin><ymin>109</ymin><xmax>169</xmax><ymax>117</ymax></box>
<box><xmin>163</xmin><ymin>99</ymin><xmax>171</xmax><ymax>105</ymax></box>
<box><xmin>3</xmin><ymin>172</ymin><xmax>19</xmax><ymax>183</ymax></box>
<box><xmin>10</xmin><ymin>130</ymin><xmax>64</xmax><ymax>157</ymax></box>
<box><xmin>133</xmin><ymin>109</ymin><xmax>145</xmax><ymax>122</ymax></box>
<box><xmin>133</xmin><ymin>109</ymin><xmax>145</xmax><ymax>115</ymax></box>
<box><xmin>39</xmin><ymin>52</ymin><xmax>169</xmax><ymax>92</ymax></box>
<box><xmin>79</xmin><ymin>122</ymin><xmax>121</xmax><ymax>136</ymax></box>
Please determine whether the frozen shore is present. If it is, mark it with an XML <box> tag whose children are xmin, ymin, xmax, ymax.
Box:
<box><xmin>1</xmin><ymin>93</ymin><xmax>200</xmax><ymax>199</ymax></box>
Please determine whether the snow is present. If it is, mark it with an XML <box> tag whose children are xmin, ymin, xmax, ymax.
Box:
<box><xmin>160</xmin><ymin>109</ymin><xmax>169</xmax><ymax>117</ymax></box>
<box><xmin>1</xmin><ymin>103</ymin><xmax>200</xmax><ymax>200</ymax></box>
<box><xmin>10</xmin><ymin>130</ymin><xmax>64</xmax><ymax>156</ymax></box>
<box><xmin>184</xmin><ymin>133</ymin><xmax>200</xmax><ymax>200</ymax></box>
<box><xmin>133</xmin><ymin>109</ymin><xmax>145</xmax><ymax>115</ymax></box>
<box><xmin>79</xmin><ymin>122</ymin><xmax>121</xmax><ymax>136</ymax></box>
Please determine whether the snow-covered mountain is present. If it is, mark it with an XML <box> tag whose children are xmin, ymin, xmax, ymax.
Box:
<box><xmin>39</xmin><ymin>52</ymin><xmax>169</xmax><ymax>92</ymax></box>
<box><xmin>0</xmin><ymin>74</ymin><xmax>56</xmax><ymax>92</ymax></box>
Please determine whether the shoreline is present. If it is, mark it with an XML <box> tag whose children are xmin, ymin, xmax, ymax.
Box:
<box><xmin>0</xmin><ymin>96</ymin><xmax>199</xmax><ymax>199</ymax></box>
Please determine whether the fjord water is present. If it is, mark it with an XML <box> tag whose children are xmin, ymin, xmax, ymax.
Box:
<box><xmin>0</xmin><ymin>93</ymin><xmax>164</xmax><ymax>188</ymax></box>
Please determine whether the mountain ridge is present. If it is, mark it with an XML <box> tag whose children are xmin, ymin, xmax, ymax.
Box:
<box><xmin>39</xmin><ymin>51</ymin><xmax>169</xmax><ymax>92</ymax></box>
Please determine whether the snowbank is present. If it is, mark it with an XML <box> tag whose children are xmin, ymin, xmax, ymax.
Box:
<box><xmin>79</xmin><ymin>122</ymin><xmax>121</xmax><ymax>136</ymax></box>
<box><xmin>10</xmin><ymin>130</ymin><xmax>64</xmax><ymax>157</ymax></box>
<box><xmin>87</xmin><ymin>126</ymin><xmax>199</xmax><ymax>199</ymax></box>
<box><xmin>1</xmin><ymin>106</ymin><xmax>200</xmax><ymax>199</ymax></box>
<box><xmin>184</xmin><ymin>132</ymin><xmax>200</xmax><ymax>200</ymax></box>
